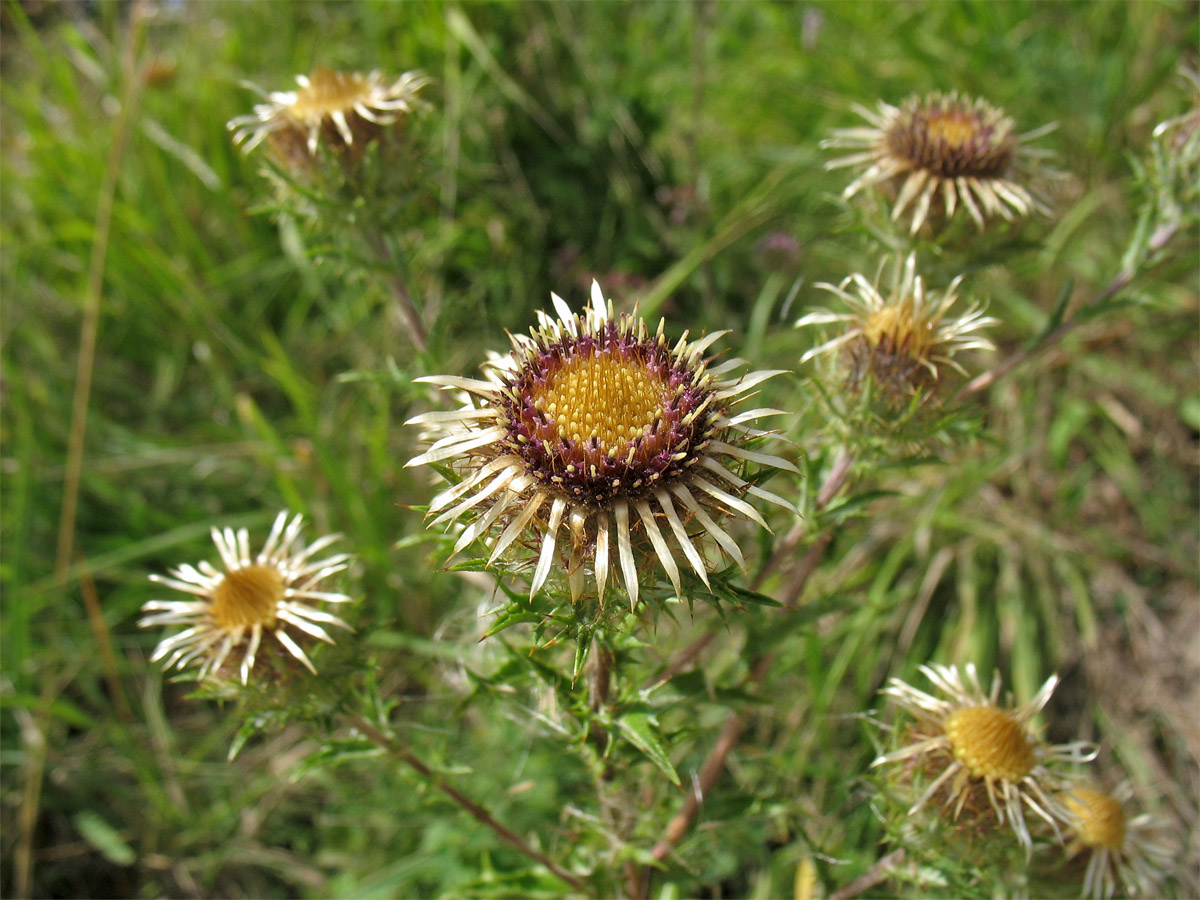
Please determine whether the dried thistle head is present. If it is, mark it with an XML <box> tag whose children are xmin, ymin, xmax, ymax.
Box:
<box><xmin>1058</xmin><ymin>783</ymin><xmax>1171</xmax><ymax>899</ymax></box>
<box><xmin>824</xmin><ymin>91</ymin><xmax>1056</xmax><ymax>234</ymax></box>
<box><xmin>228</xmin><ymin>67</ymin><xmax>429</xmax><ymax>166</ymax></box>
<box><xmin>140</xmin><ymin>512</ymin><xmax>353</xmax><ymax>684</ymax></box>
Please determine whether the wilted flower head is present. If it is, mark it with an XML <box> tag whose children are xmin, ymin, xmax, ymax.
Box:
<box><xmin>228</xmin><ymin>67</ymin><xmax>429</xmax><ymax>161</ymax></box>
<box><xmin>824</xmin><ymin>91</ymin><xmax>1055</xmax><ymax>234</ymax></box>
<box><xmin>874</xmin><ymin>663</ymin><xmax>1095</xmax><ymax>855</ymax></box>
<box><xmin>406</xmin><ymin>281</ymin><xmax>796</xmax><ymax>610</ymax></box>
<box><xmin>796</xmin><ymin>253</ymin><xmax>995</xmax><ymax>403</ymax></box>
<box><xmin>140</xmin><ymin>512</ymin><xmax>353</xmax><ymax>684</ymax></box>
<box><xmin>1059</xmin><ymin>783</ymin><xmax>1170</xmax><ymax>899</ymax></box>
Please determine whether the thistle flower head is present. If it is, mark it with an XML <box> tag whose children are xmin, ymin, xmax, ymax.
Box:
<box><xmin>406</xmin><ymin>281</ymin><xmax>796</xmax><ymax>611</ymax></box>
<box><xmin>823</xmin><ymin>91</ymin><xmax>1055</xmax><ymax>233</ymax></box>
<box><xmin>873</xmin><ymin>662</ymin><xmax>1096</xmax><ymax>855</ymax></box>
<box><xmin>139</xmin><ymin>512</ymin><xmax>353</xmax><ymax>684</ymax></box>
<box><xmin>228</xmin><ymin>67</ymin><xmax>429</xmax><ymax>161</ymax></box>
<box><xmin>796</xmin><ymin>253</ymin><xmax>995</xmax><ymax>402</ymax></box>
<box><xmin>1059</xmin><ymin>783</ymin><xmax>1171</xmax><ymax>899</ymax></box>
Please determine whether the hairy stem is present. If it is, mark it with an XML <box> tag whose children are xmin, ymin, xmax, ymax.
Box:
<box><xmin>363</xmin><ymin>231</ymin><xmax>428</xmax><ymax>354</ymax></box>
<box><xmin>350</xmin><ymin>716</ymin><xmax>584</xmax><ymax>892</ymax></box>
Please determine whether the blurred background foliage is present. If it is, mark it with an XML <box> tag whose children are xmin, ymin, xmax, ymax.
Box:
<box><xmin>1</xmin><ymin>0</ymin><xmax>1197</xmax><ymax>897</ymax></box>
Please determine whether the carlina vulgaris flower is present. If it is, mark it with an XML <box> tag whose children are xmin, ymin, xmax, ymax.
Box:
<box><xmin>228</xmin><ymin>67</ymin><xmax>430</xmax><ymax>161</ymax></box>
<box><xmin>1058</xmin><ymin>782</ymin><xmax>1171</xmax><ymax>899</ymax></box>
<box><xmin>873</xmin><ymin>662</ymin><xmax>1097</xmax><ymax>855</ymax></box>
<box><xmin>139</xmin><ymin>512</ymin><xmax>353</xmax><ymax>684</ymax></box>
<box><xmin>823</xmin><ymin>90</ymin><xmax>1056</xmax><ymax>234</ymax></box>
<box><xmin>796</xmin><ymin>253</ymin><xmax>995</xmax><ymax>402</ymax></box>
<box><xmin>405</xmin><ymin>281</ymin><xmax>798</xmax><ymax>610</ymax></box>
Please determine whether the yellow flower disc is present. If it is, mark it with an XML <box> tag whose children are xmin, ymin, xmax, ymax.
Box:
<box><xmin>944</xmin><ymin>705</ymin><xmax>1035</xmax><ymax>782</ymax></box>
<box><xmin>534</xmin><ymin>351</ymin><xmax>668</xmax><ymax>451</ymax></box>
<box><xmin>212</xmin><ymin>565</ymin><xmax>284</xmax><ymax>629</ymax></box>
<box><xmin>1063</xmin><ymin>787</ymin><xmax>1127</xmax><ymax>851</ymax></box>
<box><xmin>291</xmin><ymin>68</ymin><xmax>371</xmax><ymax>119</ymax></box>
<box><xmin>923</xmin><ymin>110</ymin><xmax>980</xmax><ymax>150</ymax></box>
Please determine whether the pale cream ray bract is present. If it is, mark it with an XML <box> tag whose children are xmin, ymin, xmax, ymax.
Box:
<box><xmin>406</xmin><ymin>282</ymin><xmax>797</xmax><ymax>608</ymax></box>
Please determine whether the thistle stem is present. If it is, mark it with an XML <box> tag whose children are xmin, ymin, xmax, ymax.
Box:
<box><xmin>54</xmin><ymin>3</ymin><xmax>148</xmax><ymax>588</ymax></box>
<box><xmin>634</xmin><ymin>452</ymin><xmax>855</xmax><ymax>895</ymax></box>
<box><xmin>587</xmin><ymin>641</ymin><xmax>615</xmax><ymax>755</ymax></box>
<box><xmin>828</xmin><ymin>849</ymin><xmax>906</xmax><ymax>900</ymax></box>
<box><xmin>350</xmin><ymin>716</ymin><xmax>584</xmax><ymax>892</ymax></box>
<box><xmin>963</xmin><ymin>220</ymin><xmax>1180</xmax><ymax>397</ymax></box>
<box><xmin>362</xmin><ymin>230</ymin><xmax>428</xmax><ymax>354</ymax></box>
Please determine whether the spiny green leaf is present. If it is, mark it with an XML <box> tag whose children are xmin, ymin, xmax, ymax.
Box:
<box><xmin>616</xmin><ymin>711</ymin><xmax>681</xmax><ymax>787</ymax></box>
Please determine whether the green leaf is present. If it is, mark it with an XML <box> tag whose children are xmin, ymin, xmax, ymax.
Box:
<box><xmin>482</xmin><ymin>608</ymin><xmax>541</xmax><ymax>639</ymax></box>
<box><xmin>1179</xmin><ymin>394</ymin><xmax>1200</xmax><ymax>431</ymax></box>
<box><xmin>824</xmin><ymin>490</ymin><xmax>897</xmax><ymax>521</ymax></box>
<box><xmin>1024</xmin><ymin>279</ymin><xmax>1073</xmax><ymax>351</ymax></box>
<box><xmin>73</xmin><ymin>811</ymin><xmax>135</xmax><ymax>866</ymax></box>
<box><xmin>616</xmin><ymin>711</ymin><xmax>681</xmax><ymax>787</ymax></box>
<box><xmin>293</xmin><ymin>738</ymin><xmax>383</xmax><ymax>781</ymax></box>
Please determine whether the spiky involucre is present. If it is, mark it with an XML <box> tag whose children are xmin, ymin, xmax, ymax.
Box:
<box><xmin>407</xmin><ymin>281</ymin><xmax>796</xmax><ymax>609</ymax></box>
